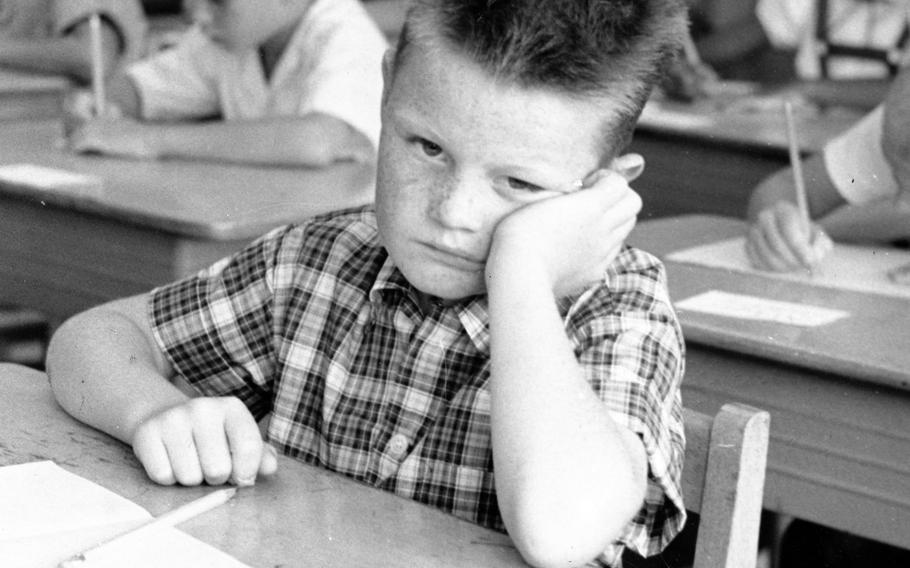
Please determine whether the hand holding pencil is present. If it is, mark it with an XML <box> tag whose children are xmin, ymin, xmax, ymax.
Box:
<box><xmin>744</xmin><ymin>101</ymin><xmax>833</xmax><ymax>273</ymax></box>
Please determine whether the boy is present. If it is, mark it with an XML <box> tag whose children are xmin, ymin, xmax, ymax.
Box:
<box><xmin>746</xmin><ymin>63</ymin><xmax>910</xmax><ymax>272</ymax></box>
<box><xmin>0</xmin><ymin>0</ymin><xmax>146</xmax><ymax>83</ymax></box>
<box><xmin>64</xmin><ymin>0</ymin><xmax>387</xmax><ymax>168</ymax></box>
<box><xmin>48</xmin><ymin>1</ymin><xmax>688</xmax><ymax>566</ymax></box>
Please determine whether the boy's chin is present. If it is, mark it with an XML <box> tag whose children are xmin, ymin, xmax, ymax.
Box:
<box><xmin>408</xmin><ymin>274</ymin><xmax>486</xmax><ymax>304</ymax></box>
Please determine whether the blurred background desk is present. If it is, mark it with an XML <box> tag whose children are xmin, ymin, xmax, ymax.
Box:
<box><xmin>630</xmin><ymin>87</ymin><xmax>864</xmax><ymax>220</ymax></box>
<box><xmin>628</xmin><ymin>215</ymin><xmax>910</xmax><ymax>549</ymax></box>
<box><xmin>0</xmin><ymin>119</ymin><xmax>374</xmax><ymax>322</ymax></box>
<box><xmin>0</xmin><ymin>69</ymin><xmax>68</xmax><ymax>121</ymax></box>
<box><xmin>0</xmin><ymin>363</ymin><xmax>528</xmax><ymax>567</ymax></box>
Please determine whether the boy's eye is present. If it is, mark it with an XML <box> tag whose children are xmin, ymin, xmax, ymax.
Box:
<box><xmin>504</xmin><ymin>177</ymin><xmax>545</xmax><ymax>193</ymax></box>
<box><xmin>417</xmin><ymin>138</ymin><xmax>443</xmax><ymax>157</ymax></box>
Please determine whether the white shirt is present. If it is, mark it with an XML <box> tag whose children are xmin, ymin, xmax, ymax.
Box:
<box><xmin>756</xmin><ymin>0</ymin><xmax>910</xmax><ymax>79</ymax></box>
<box><xmin>126</xmin><ymin>0</ymin><xmax>387</xmax><ymax>148</ymax></box>
<box><xmin>824</xmin><ymin>105</ymin><xmax>900</xmax><ymax>203</ymax></box>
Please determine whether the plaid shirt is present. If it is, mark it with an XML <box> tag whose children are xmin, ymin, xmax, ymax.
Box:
<box><xmin>150</xmin><ymin>206</ymin><xmax>686</xmax><ymax>567</ymax></box>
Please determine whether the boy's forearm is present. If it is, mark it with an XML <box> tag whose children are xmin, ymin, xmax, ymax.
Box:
<box><xmin>47</xmin><ymin>300</ymin><xmax>187</xmax><ymax>445</ymax></box>
<box><xmin>487</xmin><ymin>257</ymin><xmax>646</xmax><ymax>567</ymax></box>
<box><xmin>148</xmin><ymin>114</ymin><xmax>375</xmax><ymax>167</ymax></box>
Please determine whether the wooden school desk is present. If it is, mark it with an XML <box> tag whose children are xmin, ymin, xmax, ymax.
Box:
<box><xmin>0</xmin><ymin>69</ymin><xmax>68</xmax><ymax>121</ymax></box>
<box><xmin>0</xmin><ymin>363</ymin><xmax>529</xmax><ymax>567</ymax></box>
<box><xmin>0</xmin><ymin>119</ymin><xmax>375</xmax><ymax>322</ymax></box>
<box><xmin>628</xmin><ymin>215</ymin><xmax>910</xmax><ymax>549</ymax></box>
<box><xmin>630</xmin><ymin>86</ymin><xmax>863</xmax><ymax>220</ymax></box>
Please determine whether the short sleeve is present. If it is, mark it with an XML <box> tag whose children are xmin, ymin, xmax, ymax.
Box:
<box><xmin>290</xmin><ymin>0</ymin><xmax>387</xmax><ymax>148</ymax></box>
<box><xmin>824</xmin><ymin>106</ymin><xmax>900</xmax><ymax>204</ymax></box>
<box><xmin>563</xmin><ymin>246</ymin><xmax>686</xmax><ymax>561</ymax></box>
<box><xmin>126</xmin><ymin>27</ymin><xmax>222</xmax><ymax>120</ymax></box>
<box><xmin>149</xmin><ymin>226</ymin><xmax>292</xmax><ymax>420</ymax></box>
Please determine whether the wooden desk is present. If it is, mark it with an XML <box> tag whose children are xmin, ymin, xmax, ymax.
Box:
<box><xmin>629</xmin><ymin>214</ymin><xmax>910</xmax><ymax>391</ymax></box>
<box><xmin>0</xmin><ymin>69</ymin><xmax>68</xmax><ymax>120</ymax></box>
<box><xmin>630</xmin><ymin>91</ymin><xmax>863</xmax><ymax>220</ymax></box>
<box><xmin>0</xmin><ymin>363</ymin><xmax>528</xmax><ymax>567</ymax></box>
<box><xmin>0</xmin><ymin>119</ymin><xmax>374</xmax><ymax>321</ymax></box>
<box><xmin>628</xmin><ymin>215</ymin><xmax>910</xmax><ymax>549</ymax></box>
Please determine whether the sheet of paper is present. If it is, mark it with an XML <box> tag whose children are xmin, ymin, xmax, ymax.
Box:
<box><xmin>667</xmin><ymin>236</ymin><xmax>910</xmax><ymax>299</ymax></box>
<box><xmin>0</xmin><ymin>163</ymin><xmax>102</xmax><ymax>195</ymax></box>
<box><xmin>675</xmin><ymin>290</ymin><xmax>849</xmax><ymax>326</ymax></box>
<box><xmin>0</xmin><ymin>461</ymin><xmax>250</xmax><ymax>568</ymax></box>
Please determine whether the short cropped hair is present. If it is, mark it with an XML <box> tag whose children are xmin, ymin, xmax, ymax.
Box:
<box><xmin>392</xmin><ymin>0</ymin><xmax>688</xmax><ymax>157</ymax></box>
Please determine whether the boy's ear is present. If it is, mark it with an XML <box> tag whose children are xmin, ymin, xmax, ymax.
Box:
<box><xmin>609</xmin><ymin>153</ymin><xmax>645</xmax><ymax>182</ymax></box>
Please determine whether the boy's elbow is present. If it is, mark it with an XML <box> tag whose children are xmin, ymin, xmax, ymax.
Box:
<box><xmin>507</xmin><ymin>485</ymin><xmax>645</xmax><ymax>568</ymax></box>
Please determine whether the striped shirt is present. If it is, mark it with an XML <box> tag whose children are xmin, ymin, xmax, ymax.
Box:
<box><xmin>150</xmin><ymin>206</ymin><xmax>686</xmax><ymax>567</ymax></box>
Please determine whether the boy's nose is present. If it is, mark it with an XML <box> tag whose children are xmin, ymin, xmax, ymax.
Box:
<box><xmin>429</xmin><ymin>174</ymin><xmax>485</xmax><ymax>232</ymax></box>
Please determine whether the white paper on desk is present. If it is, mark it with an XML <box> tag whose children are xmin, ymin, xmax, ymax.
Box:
<box><xmin>668</xmin><ymin>236</ymin><xmax>910</xmax><ymax>299</ymax></box>
<box><xmin>676</xmin><ymin>290</ymin><xmax>849</xmax><ymax>326</ymax></box>
<box><xmin>0</xmin><ymin>461</ymin><xmax>250</xmax><ymax>568</ymax></box>
<box><xmin>0</xmin><ymin>163</ymin><xmax>101</xmax><ymax>193</ymax></box>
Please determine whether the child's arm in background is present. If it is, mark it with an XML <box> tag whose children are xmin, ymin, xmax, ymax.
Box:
<box><xmin>0</xmin><ymin>18</ymin><xmax>120</xmax><ymax>84</ymax></box>
<box><xmin>46</xmin><ymin>294</ymin><xmax>277</xmax><ymax>486</ymax></box>
<box><xmin>67</xmin><ymin>112</ymin><xmax>375</xmax><ymax>166</ymax></box>
<box><xmin>485</xmin><ymin>169</ymin><xmax>651</xmax><ymax>568</ymax></box>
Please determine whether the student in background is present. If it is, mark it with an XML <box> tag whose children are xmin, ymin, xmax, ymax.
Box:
<box><xmin>757</xmin><ymin>0</ymin><xmax>910</xmax><ymax>81</ymax></box>
<box><xmin>746</xmin><ymin>62</ymin><xmax>910</xmax><ymax>272</ymax></box>
<box><xmin>46</xmin><ymin>1</ymin><xmax>689</xmax><ymax>566</ymax></box>
<box><xmin>0</xmin><ymin>0</ymin><xmax>147</xmax><ymax>84</ymax></box>
<box><xmin>64</xmin><ymin>0</ymin><xmax>387</xmax><ymax>168</ymax></box>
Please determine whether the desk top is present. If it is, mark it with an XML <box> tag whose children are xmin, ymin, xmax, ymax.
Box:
<box><xmin>0</xmin><ymin>119</ymin><xmax>375</xmax><ymax>240</ymax></box>
<box><xmin>0</xmin><ymin>363</ymin><xmax>528</xmax><ymax>567</ymax></box>
<box><xmin>637</xmin><ymin>83</ymin><xmax>863</xmax><ymax>155</ymax></box>
<box><xmin>629</xmin><ymin>215</ymin><xmax>910</xmax><ymax>391</ymax></box>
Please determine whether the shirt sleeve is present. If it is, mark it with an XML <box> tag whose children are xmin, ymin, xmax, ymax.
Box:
<box><xmin>148</xmin><ymin>226</ymin><xmax>293</xmax><ymax>420</ymax></box>
<box><xmin>824</xmin><ymin>106</ymin><xmax>901</xmax><ymax>204</ymax></box>
<box><xmin>291</xmin><ymin>0</ymin><xmax>387</xmax><ymax>149</ymax></box>
<box><xmin>563</xmin><ymin>246</ymin><xmax>686</xmax><ymax>560</ymax></box>
<box><xmin>125</xmin><ymin>27</ymin><xmax>222</xmax><ymax>121</ymax></box>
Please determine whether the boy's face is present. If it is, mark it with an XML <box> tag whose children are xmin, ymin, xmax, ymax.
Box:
<box><xmin>186</xmin><ymin>0</ymin><xmax>298</xmax><ymax>49</ymax></box>
<box><xmin>375</xmin><ymin>41</ymin><xmax>616</xmax><ymax>302</ymax></box>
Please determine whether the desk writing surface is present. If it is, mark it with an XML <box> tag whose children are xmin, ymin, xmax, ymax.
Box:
<box><xmin>628</xmin><ymin>215</ymin><xmax>910</xmax><ymax>390</ymax></box>
<box><xmin>0</xmin><ymin>119</ymin><xmax>375</xmax><ymax>320</ymax></box>
<box><xmin>638</xmin><ymin>86</ymin><xmax>862</xmax><ymax>154</ymax></box>
<box><xmin>0</xmin><ymin>119</ymin><xmax>375</xmax><ymax>240</ymax></box>
<box><xmin>0</xmin><ymin>363</ymin><xmax>528</xmax><ymax>567</ymax></box>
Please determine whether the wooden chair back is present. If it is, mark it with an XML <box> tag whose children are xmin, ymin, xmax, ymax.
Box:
<box><xmin>683</xmin><ymin>403</ymin><xmax>771</xmax><ymax>568</ymax></box>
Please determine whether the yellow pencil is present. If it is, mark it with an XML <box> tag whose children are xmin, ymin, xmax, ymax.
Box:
<box><xmin>89</xmin><ymin>12</ymin><xmax>106</xmax><ymax>115</ymax></box>
<box><xmin>58</xmin><ymin>487</ymin><xmax>238</xmax><ymax>567</ymax></box>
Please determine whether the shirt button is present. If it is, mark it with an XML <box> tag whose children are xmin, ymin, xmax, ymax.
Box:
<box><xmin>387</xmin><ymin>434</ymin><xmax>409</xmax><ymax>459</ymax></box>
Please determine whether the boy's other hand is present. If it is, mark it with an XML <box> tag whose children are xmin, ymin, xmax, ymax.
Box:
<box><xmin>746</xmin><ymin>201</ymin><xmax>832</xmax><ymax>272</ymax></box>
<box><xmin>488</xmin><ymin>168</ymin><xmax>642</xmax><ymax>298</ymax></box>
<box><xmin>132</xmin><ymin>397</ymin><xmax>278</xmax><ymax>487</ymax></box>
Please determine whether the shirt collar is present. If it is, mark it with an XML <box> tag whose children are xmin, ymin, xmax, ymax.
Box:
<box><xmin>369</xmin><ymin>255</ymin><xmax>490</xmax><ymax>354</ymax></box>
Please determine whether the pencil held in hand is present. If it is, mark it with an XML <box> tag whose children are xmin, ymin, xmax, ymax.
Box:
<box><xmin>58</xmin><ymin>487</ymin><xmax>238</xmax><ymax>567</ymax></box>
<box><xmin>89</xmin><ymin>13</ymin><xmax>106</xmax><ymax>115</ymax></box>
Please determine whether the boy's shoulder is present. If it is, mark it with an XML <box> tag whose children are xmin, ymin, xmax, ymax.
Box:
<box><xmin>270</xmin><ymin>205</ymin><xmax>381</xmax><ymax>264</ymax></box>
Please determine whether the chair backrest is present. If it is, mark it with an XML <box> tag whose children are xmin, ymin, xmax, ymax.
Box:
<box><xmin>683</xmin><ymin>403</ymin><xmax>770</xmax><ymax>568</ymax></box>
